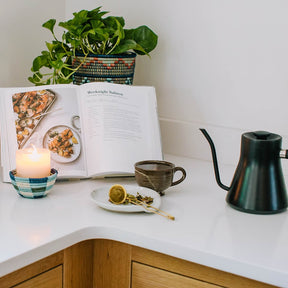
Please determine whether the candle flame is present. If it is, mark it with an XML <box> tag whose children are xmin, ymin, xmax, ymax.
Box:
<box><xmin>29</xmin><ymin>145</ymin><xmax>41</xmax><ymax>161</ymax></box>
<box><xmin>31</xmin><ymin>144</ymin><xmax>38</xmax><ymax>154</ymax></box>
<box><xmin>31</xmin><ymin>144</ymin><xmax>37</xmax><ymax>153</ymax></box>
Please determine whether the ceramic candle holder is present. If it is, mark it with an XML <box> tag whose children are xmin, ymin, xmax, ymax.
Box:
<box><xmin>9</xmin><ymin>169</ymin><xmax>58</xmax><ymax>199</ymax></box>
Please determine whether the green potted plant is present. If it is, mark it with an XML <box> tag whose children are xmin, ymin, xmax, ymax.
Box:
<box><xmin>29</xmin><ymin>7</ymin><xmax>158</xmax><ymax>85</ymax></box>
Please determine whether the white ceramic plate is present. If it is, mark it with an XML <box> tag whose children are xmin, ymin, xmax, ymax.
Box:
<box><xmin>91</xmin><ymin>185</ymin><xmax>161</xmax><ymax>213</ymax></box>
<box><xmin>43</xmin><ymin>125</ymin><xmax>81</xmax><ymax>163</ymax></box>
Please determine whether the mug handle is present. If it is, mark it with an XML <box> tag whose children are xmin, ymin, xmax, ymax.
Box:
<box><xmin>171</xmin><ymin>167</ymin><xmax>186</xmax><ymax>186</ymax></box>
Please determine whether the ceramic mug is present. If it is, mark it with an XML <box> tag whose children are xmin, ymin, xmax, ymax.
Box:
<box><xmin>134</xmin><ymin>160</ymin><xmax>186</xmax><ymax>196</ymax></box>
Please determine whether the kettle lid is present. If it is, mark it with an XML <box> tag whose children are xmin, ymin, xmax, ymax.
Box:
<box><xmin>244</xmin><ymin>131</ymin><xmax>281</xmax><ymax>142</ymax></box>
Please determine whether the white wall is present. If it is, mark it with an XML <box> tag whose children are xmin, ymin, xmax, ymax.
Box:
<box><xmin>65</xmin><ymin>0</ymin><xmax>288</xmax><ymax>171</ymax></box>
<box><xmin>4</xmin><ymin>1</ymin><xmax>288</xmax><ymax>172</ymax></box>
<box><xmin>0</xmin><ymin>0</ymin><xmax>65</xmax><ymax>87</ymax></box>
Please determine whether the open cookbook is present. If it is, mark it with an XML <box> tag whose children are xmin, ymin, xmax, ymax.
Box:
<box><xmin>0</xmin><ymin>82</ymin><xmax>163</xmax><ymax>182</ymax></box>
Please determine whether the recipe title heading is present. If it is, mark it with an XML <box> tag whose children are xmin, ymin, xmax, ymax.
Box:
<box><xmin>87</xmin><ymin>90</ymin><xmax>123</xmax><ymax>96</ymax></box>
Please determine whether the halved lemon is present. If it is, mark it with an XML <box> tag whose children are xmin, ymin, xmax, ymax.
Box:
<box><xmin>109</xmin><ymin>184</ymin><xmax>127</xmax><ymax>204</ymax></box>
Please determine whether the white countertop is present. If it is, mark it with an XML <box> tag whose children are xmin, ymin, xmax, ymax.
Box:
<box><xmin>1</xmin><ymin>154</ymin><xmax>288</xmax><ymax>287</ymax></box>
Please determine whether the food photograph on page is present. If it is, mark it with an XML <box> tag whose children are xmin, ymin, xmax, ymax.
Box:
<box><xmin>13</xmin><ymin>89</ymin><xmax>56</xmax><ymax>149</ymax></box>
<box><xmin>11</xmin><ymin>87</ymin><xmax>86</xmax><ymax>176</ymax></box>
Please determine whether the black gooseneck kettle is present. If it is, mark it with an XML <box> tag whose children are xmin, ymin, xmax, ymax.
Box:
<box><xmin>200</xmin><ymin>128</ymin><xmax>288</xmax><ymax>214</ymax></box>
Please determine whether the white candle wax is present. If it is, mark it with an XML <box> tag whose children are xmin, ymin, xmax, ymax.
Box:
<box><xmin>16</xmin><ymin>147</ymin><xmax>51</xmax><ymax>178</ymax></box>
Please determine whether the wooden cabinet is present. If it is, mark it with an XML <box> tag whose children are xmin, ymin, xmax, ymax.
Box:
<box><xmin>93</xmin><ymin>239</ymin><xmax>279</xmax><ymax>288</ymax></box>
<box><xmin>0</xmin><ymin>251</ymin><xmax>63</xmax><ymax>288</ymax></box>
<box><xmin>0</xmin><ymin>239</ymin><xmax>279</xmax><ymax>288</ymax></box>
<box><xmin>0</xmin><ymin>240</ymin><xmax>93</xmax><ymax>288</ymax></box>
<box><xmin>132</xmin><ymin>262</ymin><xmax>222</xmax><ymax>288</ymax></box>
<box><xmin>13</xmin><ymin>265</ymin><xmax>62</xmax><ymax>288</ymax></box>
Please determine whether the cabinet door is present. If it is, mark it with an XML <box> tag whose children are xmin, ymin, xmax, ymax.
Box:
<box><xmin>13</xmin><ymin>265</ymin><xmax>62</xmax><ymax>288</ymax></box>
<box><xmin>132</xmin><ymin>262</ymin><xmax>223</xmax><ymax>288</ymax></box>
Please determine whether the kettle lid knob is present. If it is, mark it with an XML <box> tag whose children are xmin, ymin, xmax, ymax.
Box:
<box><xmin>253</xmin><ymin>131</ymin><xmax>271</xmax><ymax>140</ymax></box>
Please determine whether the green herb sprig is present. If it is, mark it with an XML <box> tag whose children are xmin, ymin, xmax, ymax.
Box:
<box><xmin>122</xmin><ymin>192</ymin><xmax>154</xmax><ymax>205</ymax></box>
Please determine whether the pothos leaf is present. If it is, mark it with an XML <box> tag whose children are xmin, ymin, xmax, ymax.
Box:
<box><xmin>42</xmin><ymin>19</ymin><xmax>56</xmax><ymax>34</ymax></box>
<box><xmin>112</xmin><ymin>39</ymin><xmax>146</xmax><ymax>55</ymax></box>
<box><xmin>127</xmin><ymin>26</ymin><xmax>158</xmax><ymax>54</ymax></box>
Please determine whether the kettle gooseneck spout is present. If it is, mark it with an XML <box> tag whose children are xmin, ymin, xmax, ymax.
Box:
<box><xmin>200</xmin><ymin>128</ymin><xmax>230</xmax><ymax>191</ymax></box>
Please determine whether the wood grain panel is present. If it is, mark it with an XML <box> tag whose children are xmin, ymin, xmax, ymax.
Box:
<box><xmin>132</xmin><ymin>262</ymin><xmax>222</xmax><ymax>288</ymax></box>
<box><xmin>13</xmin><ymin>265</ymin><xmax>62</xmax><ymax>288</ymax></box>
<box><xmin>0</xmin><ymin>251</ymin><xmax>63</xmax><ymax>288</ymax></box>
<box><xmin>93</xmin><ymin>239</ymin><xmax>131</xmax><ymax>288</ymax></box>
<box><xmin>63</xmin><ymin>240</ymin><xmax>93</xmax><ymax>288</ymax></box>
<box><xmin>131</xmin><ymin>246</ymin><xmax>278</xmax><ymax>288</ymax></box>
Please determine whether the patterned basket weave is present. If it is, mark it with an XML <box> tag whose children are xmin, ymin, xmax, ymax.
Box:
<box><xmin>9</xmin><ymin>169</ymin><xmax>58</xmax><ymax>199</ymax></box>
<box><xmin>72</xmin><ymin>53</ymin><xmax>136</xmax><ymax>85</ymax></box>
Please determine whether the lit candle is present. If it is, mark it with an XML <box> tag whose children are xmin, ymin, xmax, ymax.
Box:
<box><xmin>16</xmin><ymin>146</ymin><xmax>51</xmax><ymax>178</ymax></box>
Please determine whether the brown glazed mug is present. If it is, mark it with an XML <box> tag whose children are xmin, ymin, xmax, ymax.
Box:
<box><xmin>134</xmin><ymin>160</ymin><xmax>186</xmax><ymax>196</ymax></box>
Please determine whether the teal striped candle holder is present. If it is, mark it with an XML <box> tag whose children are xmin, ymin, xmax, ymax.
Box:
<box><xmin>9</xmin><ymin>169</ymin><xmax>58</xmax><ymax>199</ymax></box>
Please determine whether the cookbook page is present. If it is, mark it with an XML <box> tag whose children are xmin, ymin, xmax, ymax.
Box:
<box><xmin>2</xmin><ymin>85</ymin><xmax>88</xmax><ymax>181</ymax></box>
<box><xmin>79</xmin><ymin>82</ymin><xmax>163</xmax><ymax>176</ymax></box>
<box><xmin>0</xmin><ymin>88</ymin><xmax>11</xmax><ymax>181</ymax></box>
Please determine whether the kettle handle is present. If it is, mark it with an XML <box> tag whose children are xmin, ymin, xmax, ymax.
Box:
<box><xmin>280</xmin><ymin>150</ymin><xmax>288</xmax><ymax>159</ymax></box>
<box><xmin>200</xmin><ymin>129</ymin><xmax>230</xmax><ymax>191</ymax></box>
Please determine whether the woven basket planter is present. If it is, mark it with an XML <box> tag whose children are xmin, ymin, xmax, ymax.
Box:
<box><xmin>72</xmin><ymin>52</ymin><xmax>136</xmax><ymax>85</ymax></box>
